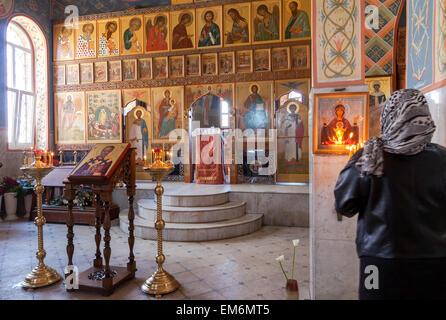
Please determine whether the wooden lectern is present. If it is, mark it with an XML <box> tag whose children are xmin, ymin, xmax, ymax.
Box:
<box><xmin>64</xmin><ymin>143</ymin><xmax>136</xmax><ymax>296</ymax></box>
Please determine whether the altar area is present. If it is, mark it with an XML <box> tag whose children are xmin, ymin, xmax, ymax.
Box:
<box><xmin>114</xmin><ymin>182</ymin><xmax>309</xmax><ymax>241</ymax></box>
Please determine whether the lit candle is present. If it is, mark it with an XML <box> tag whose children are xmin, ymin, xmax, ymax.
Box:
<box><xmin>162</xmin><ymin>144</ymin><xmax>165</xmax><ymax>162</ymax></box>
<box><xmin>23</xmin><ymin>151</ymin><xmax>27</xmax><ymax>166</ymax></box>
<box><xmin>49</xmin><ymin>152</ymin><xmax>54</xmax><ymax>166</ymax></box>
<box><xmin>152</xmin><ymin>149</ymin><xmax>154</xmax><ymax>164</ymax></box>
<box><xmin>44</xmin><ymin>150</ymin><xmax>48</xmax><ymax>164</ymax></box>
<box><xmin>144</xmin><ymin>155</ymin><xmax>147</xmax><ymax>167</ymax></box>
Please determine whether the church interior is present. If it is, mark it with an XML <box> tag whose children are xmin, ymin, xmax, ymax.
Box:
<box><xmin>0</xmin><ymin>0</ymin><xmax>445</xmax><ymax>301</ymax></box>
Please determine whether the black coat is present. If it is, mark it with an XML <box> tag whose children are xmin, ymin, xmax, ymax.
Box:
<box><xmin>334</xmin><ymin>143</ymin><xmax>446</xmax><ymax>259</ymax></box>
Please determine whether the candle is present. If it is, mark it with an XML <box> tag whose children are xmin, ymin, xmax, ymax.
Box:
<box><xmin>44</xmin><ymin>150</ymin><xmax>48</xmax><ymax>164</ymax></box>
<box><xmin>162</xmin><ymin>144</ymin><xmax>165</xmax><ymax>162</ymax></box>
<box><xmin>49</xmin><ymin>152</ymin><xmax>54</xmax><ymax>166</ymax></box>
<box><xmin>23</xmin><ymin>151</ymin><xmax>27</xmax><ymax>166</ymax></box>
<box><xmin>144</xmin><ymin>155</ymin><xmax>147</xmax><ymax>167</ymax></box>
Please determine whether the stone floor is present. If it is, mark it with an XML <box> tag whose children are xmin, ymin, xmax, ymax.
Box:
<box><xmin>0</xmin><ymin>221</ymin><xmax>309</xmax><ymax>300</ymax></box>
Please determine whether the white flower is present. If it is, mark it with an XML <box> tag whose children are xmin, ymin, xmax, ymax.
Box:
<box><xmin>293</xmin><ymin>239</ymin><xmax>300</xmax><ymax>247</ymax></box>
<box><xmin>276</xmin><ymin>255</ymin><xmax>284</xmax><ymax>263</ymax></box>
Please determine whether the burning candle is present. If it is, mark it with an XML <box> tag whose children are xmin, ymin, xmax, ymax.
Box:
<box><xmin>144</xmin><ymin>155</ymin><xmax>147</xmax><ymax>167</ymax></box>
<box><xmin>44</xmin><ymin>150</ymin><xmax>48</xmax><ymax>164</ymax></box>
<box><xmin>162</xmin><ymin>144</ymin><xmax>165</xmax><ymax>162</ymax></box>
<box><xmin>49</xmin><ymin>152</ymin><xmax>54</xmax><ymax>166</ymax></box>
<box><xmin>23</xmin><ymin>151</ymin><xmax>27</xmax><ymax>166</ymax></box>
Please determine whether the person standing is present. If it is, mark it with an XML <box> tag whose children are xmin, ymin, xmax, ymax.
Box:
<box><xmin>334</xmin><ymin>89</ymin><xmax>446</xmax><ymax>300</ymax></box>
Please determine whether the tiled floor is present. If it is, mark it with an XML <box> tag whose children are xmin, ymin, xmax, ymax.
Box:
<box><xmin>0</xmin><ymin>221</ymin><xmax>309</xmax><ymax>300</ymax></box>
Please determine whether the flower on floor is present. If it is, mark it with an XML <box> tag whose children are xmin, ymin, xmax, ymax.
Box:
<box><xmin>276</xmin><ymin>239</ymin><xmax>300</xmax><ymax>281</ymax></box>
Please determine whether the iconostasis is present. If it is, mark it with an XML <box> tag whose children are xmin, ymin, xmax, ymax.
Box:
<box><xmin>52</xmin><ymin>0</ymin><xmax>313</xmax><ymax>183</ymax></box>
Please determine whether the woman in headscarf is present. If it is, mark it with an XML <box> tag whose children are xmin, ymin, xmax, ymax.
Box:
<box><xmin>334</xmin><ymin>89</ymin><xmax>446</xmax><ymax>300</ymax></box>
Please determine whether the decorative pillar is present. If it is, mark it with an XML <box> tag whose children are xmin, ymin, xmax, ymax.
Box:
<box><xmin>310</xmin><ymin>0</ymin><xmax>366</xmax><ymax>299</ymax></box>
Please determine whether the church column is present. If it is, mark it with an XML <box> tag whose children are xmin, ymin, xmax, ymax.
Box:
<box><xmin>310</xmin><ymin>0</ymin><xmax>366</xmax><ymax>299</ymax></box>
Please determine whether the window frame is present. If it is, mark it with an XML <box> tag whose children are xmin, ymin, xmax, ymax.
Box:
<box><xmin>6</xmin><ymin>20</ymin><xmax>36</xmax><ymax>151</ymax></box>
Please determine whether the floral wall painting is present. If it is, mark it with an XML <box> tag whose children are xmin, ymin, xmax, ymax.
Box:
<box><xmin>186</xmin><ymin>54</ymin><xmax>201</xmax><ymax>76</ymax></box>
<box><xmin>365</xmin><ymin>76</ymin><xmax>391</xmax><ymax>138</ymax></box>
<box><xmin>196</xmin><ymin>6</ymin><xmax>222</xmax><ymax>48</ymax></box>
<box><xmin>171</xmin><ymin>10</ymin><xmax>196</xmax><ymax>51</ymax></box>
<box><xmin>94</xmin><ymin>61</ymin><xmax>108</xmax><ymax>82</ymax></box>
<box><xmin>272</xmin><ymin>47</ymin><xmax>290</xmax><ymax>71</ymax></box>
<box><xmin>54</xmin><ymin>65</ymin><xmax>65</xmax><ymax>86</ymax></box>
<box><xmin>75</xmin><ymin>21</ymin><xmax>97</xmax><ymax>59</ymax></box>
<box><xmin>283</xmin><ymin>0</ymin><xmax>311</xmax><ymax>41</ymax></box>
<box><xmin>55</xmin><ymin>92</ymin><xmax>86</xmax><ymax>144</ymax></box>
<box><xmin>66</xmin><ymin>64</ymin><xmax>80</xmax><ymax>85</ymax></box>
<box><xmin>224</xmin><ymin>3</ymin><xmax>251</xmax><ymax>46</ymax></box>
<box><xmin>252</xmin><ymin>1</ymin><xmax>281</xmax><ymax>43</ymax></box>
<box><xmin>313</xmin><ymin>0</ymin><xmax>365</xmax><ymax>88</ymax></box>
<box><xmin>0</xmin><ymin>0</ymin><xmax>13</xmax><ymax>19</ymax></box>
<box><xmin>153</xmin><ymin>57</ymin><xmax>168</xmax><ymax>79</ymax></box>
<box><xmin>236</xmin><ymin>50</ymin><xmax>253</xmax><ymax>73</ymax></box>
<box><xmin>236</xmin><ymin>81</ymin><xmax>273</xmax><ymax>131</ymax></box>
<box><xmin>435</xmin><ymin>0</ymin><xmax>446</xmax><ymax>85</ymax></box>
<box><xmin>108</xmin><ymin>60</ymin><xmax>122</xmax><ymax>82</ymax></box>
<box><xmin>97</xmin><ymin>19</ymin><xmax>120</xmax><ymax>57</ymax></box>
<box><xmin>120</xmin><ymin>15</ymin><xmax>144</xmax><ymax>55</ymax></box>
<box><xmin>122</xmin><ymin>88</ymin><xmax>151</xmax><ymax>174</ymax></box>
<box><xmin>406</xmin><ymin>0</ymin><xmax>434</xmax><ymax>90</ymax></box>
<box><xmin>80</xmin><ymin>63</ymin><xmax>94</xmax><ymax>84</ymax></box>
<box><xmin>313</xmin><ymin>92</ymin><xmax>368</xmax><ymax>154</ymax></box>
<box><xmin>219</xmin><ymin>51</ymin><xmax>235</xmax><ymax>75</ymax></box>
<box><xmin>291</xmin><ymin>45</ymin><xmax>310</xmax><ymax>69</ymax></box>
<box><xmin>169</xmin><ymin>55</ymin><xmax>185</xmax><ymax>78</ymax></box>
<box><xmin>202</xmin><ymin>53</ymin><xmax>218</xmax><ymax>75</ymax></box>
<box><xmin>254</xmin><ymin>49</ymin><xmax>271</xmax><ymax>72</ymax></box>
<box><xmin>123</xmin><ymin>59</ymin><xmax>137</xmax><ymax>81</ymax></box>
<box><xmin>138</xmin><ymin>58</ymin><xmax>152</xmax><ymax>80</ymax></box>
<box><xmin>86</xmin><ymin>90</ymin><xmax>122</xmax><ymax>143</ymax></box>
<box><xmin>144</xmin><ymin>13</ymin><xmax>169</xmax><ymax>53</ymax></box>
<box><xmin>54</xmin><ymin>24</ymin><xmax>75</xmax><ymax>61</ymax></box>
<box><xmin>152</xmin><ymin>86</ymin><xmax>183</xmax><ymax>141</ymax></box>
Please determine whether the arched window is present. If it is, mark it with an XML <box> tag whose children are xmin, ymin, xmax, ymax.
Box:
<box><xmin>6</xmin><ymin>16</ymin><xmax>48</xmax><ymax>150</ymax></box>
<box><xmin>6</xmin><ymin>21</ymin><xmax>35</xmax><ymax>149</ymax></box>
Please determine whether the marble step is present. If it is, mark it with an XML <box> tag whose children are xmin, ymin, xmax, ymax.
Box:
<box><xmin>137</xmin><ymin>199</ymin><xmax>246</xmax><ymax>223</ymax></box>
<box><xmin>119</xmin><ymin>210</ymin><xmax>263</xmax><ymax>242</ymax></box>
<box><xmin>163</xmin><ymin>192</ymin><xmax>229</xmax><ymax>207</ymax></box>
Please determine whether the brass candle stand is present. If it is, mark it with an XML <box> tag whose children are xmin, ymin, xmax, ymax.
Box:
<box><xmin>20</xmin><ymin>165</ymin><xmax>62</xmax><ymax>289</ymax></box>
<box><xmin>141</xmin><ymin>165</ymin><xmax>180</xmax><ymax>298</ymax></box>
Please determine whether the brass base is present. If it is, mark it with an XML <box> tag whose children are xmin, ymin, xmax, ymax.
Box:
<box><xmin>21</xmin><ymin>264</ymin><xmax>62</xmax><ymax>289</ymax></box>
<box><xmin>141</xmin><ymin>268</ymin><xmax>180</xmax><ymax>297</ymax></box>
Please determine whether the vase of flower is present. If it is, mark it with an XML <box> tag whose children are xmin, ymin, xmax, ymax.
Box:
<box><xmin>276</xmin><ymin>239</ymin><xmax>301</xmax><ymax>300</ymax></box>
<box><xmin>286</xmin><ymin>279</ymin><xmax>299</xmax><ymax>300</ymax></box>
<box><xmin>4</xmin><ymin>192</ymin><xmax>18</xmax><ymax>221</ymax></box>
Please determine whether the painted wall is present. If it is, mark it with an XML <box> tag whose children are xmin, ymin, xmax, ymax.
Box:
<box><xmin>51</xmin><ymin>0</ymin><xmax>170</xmax><ymax>20</ymax></box>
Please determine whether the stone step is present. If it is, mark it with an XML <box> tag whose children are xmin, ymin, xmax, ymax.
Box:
<box><xmin>137</xmin><ymin>199</ymin><xmax>246</xmax><ymax>223</ymax></box>
<box><xmin>119</xmin><ymin>210</ymin><xmax>263</xmax><ymax>242</ymax></box>
<box><xmin>162</xmin><ymin>192</ymin><xmax>229</xmax><ymax>207</ymax></box>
